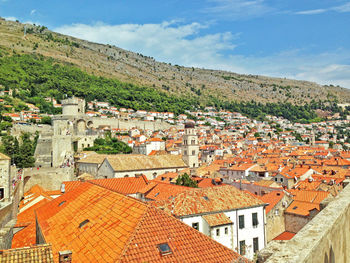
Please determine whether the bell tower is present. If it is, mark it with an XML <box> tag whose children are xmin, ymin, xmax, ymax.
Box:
<box><xmin>182</xmin><ymin>122</ymin><xmax>199</xmax><ymax>168</ymax></box>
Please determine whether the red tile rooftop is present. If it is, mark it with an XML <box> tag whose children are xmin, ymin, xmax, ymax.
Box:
<box><xmin>273</xmin><ymin>231</ymin><xmax>296</xmax><ymax>241</ymax></box>
<box><xmin>35</xmin><ymin>182</ymin><xmax>247</xmax><ymax>263</ymax></box>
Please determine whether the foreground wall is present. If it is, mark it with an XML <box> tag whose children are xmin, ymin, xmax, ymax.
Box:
<box><xmin>258</xmin><ymin>183</ymin><xmax>350</xmax><ymax>263</ymax></box>
<box><xmin>23</xmin><ymin>167</ymin><xmax>74</xmax><ymax>192</ymax></box>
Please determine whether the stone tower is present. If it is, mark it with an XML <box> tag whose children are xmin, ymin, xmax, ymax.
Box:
<box><xmin>61</xmin><ymin>96</ymin><xmax>85</xmax><ymax>116</ymax></box>
<box><xmin>182</xmin><ymin>122</ymin><xmax>199</xmax><ymax>168</ymax></box>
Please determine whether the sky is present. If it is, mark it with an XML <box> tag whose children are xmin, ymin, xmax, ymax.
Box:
<box><xmin>1</xmin><ymin>0</ymin><xmax>350</xmax><ymax>88</ymax></box>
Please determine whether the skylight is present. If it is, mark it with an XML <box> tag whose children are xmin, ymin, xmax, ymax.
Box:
<box><xmin>58</xmin><ymin>201</ymin><xmax>66</xmax><ymax>207</ymax></box>
<box><xmin>292</xmin><ymin>206</ymin><xmax>298</xmax><ymax>210</ymax></box>
<box><xmin>203</xmin><ymin>196</ymin><xmax>209</xmax><ymax>201</ymax></box>
<box><xmin>79</xmin><ymin>219</ymin><xmax>90</xmax><ymax>228</ymax></box>
<box><xmin>157</xmin><ymin>243</ymin><xmax>172</xmax><ymax>256</ymax></box>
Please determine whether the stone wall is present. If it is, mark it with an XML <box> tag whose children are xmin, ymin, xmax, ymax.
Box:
<box><xmin>265</xmin><ymin>194</ymin><xmax>292</xmax><ymax>242</ymax></box>
<box><xmin>258</xmin><ymin>183</ymin><xmax>350</xmax><ymax>263</ymax></box>
<box><xmin>0</xmin><ymin>181</ymin><xmax>22</xmax><ymax>249</ymax></box>
<box><xmin>284</xmin><ymin>210</ymin><xmax>318</xmax><ymax>234</ymax></box>
<box><xmin>91</xmin><ymin>117</ymin><xmax>177</xmax><ymax>131</ymax></box>
<box><xmin>23</xmin><ymin>167</ymin><xmax>74</xmax><ymax>192</ymax></box>
<box><xmin>11</xmin><ymin>124</ymin><xmax>52</xmax><ymax>137</ymax></box>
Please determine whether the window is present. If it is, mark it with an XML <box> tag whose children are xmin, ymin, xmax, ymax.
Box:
<box><xmin>191</xmin><ymin>140</ymin><xmax>195</xmax><ymax>145</ymax></box>
<box><xmin>184</xmin><ymin>150</ymin><xmax>187</xmax><ymax>155</ymax></box>
<box><xmin>280</xmin><ymin>178</ymin><xmax>284</xmax><ymax>182</ymax></box>
<box><xmin>274</xmin><ymin>178</ymin><xmax>277</xmax><ymax>182</ymax></box>
<box><xmin>157</xmin><ymin>243</ymin><xmax>172</xmax><ymax>256</ymax></box>
<box><xmin>216</xmin><ymin>228</ymin><xmax>220</xmax><ymax>236</ymax></box>
<box><xmin>252</xmin><ymin>213</ymin><xmax>258</xmax><ymax>227</ymax></box>
<box><xmin>192</xmin><ymin>222</ymin><xmax>199</xmax><ymax>230</ymax></box>
<box><xmin>225</xmin><ymin>227</ymin><xmax>228</xmax><ymax>235</ymax></box>
<box><xmin>79</xmin><ymin>219</ymin><xmax>90</xmax><ymax>228</ymax></box>
<box><xmin>253</xmin><ymin>237</ymin><xmax>259</xmax><ymax>253</ymax></box>
<box><xmin>192</xmin><ymin>150</ymin><xmax>195</xmax><ymax>155</ymax></box>
<box><xmin>239</xmin><ymin>215</ymin><xmax>245</xmax><ymax>229</ymax></box>
<box><xmin>239</xmin><ymin>240</ymin><xmax>246</xmax><ymax>255</ymax></box>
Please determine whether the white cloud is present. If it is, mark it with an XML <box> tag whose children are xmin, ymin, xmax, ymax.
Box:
<box><xmin>55</xmin><ymin>21</ymin><xmax>242</xmax><ymax>70</ymax></box>
<box><xmin>332</xmin><ymin>2</ymin><xmax>350</xmax><ymax>12</ymax></box>
<box><xmin>295</xmin><ymin>9</ymin><xmax>327</xmax><ymax>15</ymax></box>
<box><xmin>4</xmin><ymin>16</ymin><xmax>17</xmax><ymax>21</ymax></box>
<box><xmin>54</xmin><ymin>21</ymin><xmax>350</xmax><ymax>89</ymax></box>
<box><xmin>202</xmin><ymin>0</ymin><xmax>273</xmax><ymax>20</ymax></box>
<box><xmin>296</xmin><ymin>1</ymin><xmax>350</xmax><ymax>15</ymax></box>
<box><xmin>30</xmin><ymin>9</ymin><xmax>36</xmax><ymax>15</ymax></box>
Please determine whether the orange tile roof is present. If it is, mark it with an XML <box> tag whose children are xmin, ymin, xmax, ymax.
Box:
<box><xmin>63</xmin><ymin>175</ymin><xmax>149</xmax><ymax>195</ymax></box>
<box><xmin>140</xmin><ymin>181</ymin><xmax>189</xmax><ymax>201</ymax></box>
<box><xmin>0</xmin><ymin>244</ymin><xmax>54</xmax><ymax>263</ymax></box>
<box><xmin>285</xmin><ymin>200</ymin><xmax>319</xmax><ymax>216</ymax></box>
<box><xmin>273</xmin><ymin>231</ymin><xmax>296</xmax><ymax>241</ymax></box>
<box><xmin>35</xmin><ymin>182</ymin><xmax>245</xmax><ymax>263</ymax></box>
<box><xmin>202</xmin><ymin>213</ymin><xmax>232</xmax><ymax>227</ymax></box>
<box><xmin>287</xmin><ymin>189</ymin><xmax>330</xmax><ymax>204</ymax></box>
<box><xmin>258</xmin><ymin>191</ymin><xmax>284</xmax><ymax>214</ymax></box>
<box><xmin>153</xmin><ymin>185</ymin><xmax>265</xmax><ymax>217</ymax></box>
<box><xmin>12</xmin><ymin>198</ymin><xmax>51</xmax><ymax>248</ymax></box>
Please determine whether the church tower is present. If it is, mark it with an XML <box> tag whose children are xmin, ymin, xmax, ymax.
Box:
<box><xmin>182</xmin><ymin>122</ymin><xmax>199</xmax><ymax>168</ymax></box>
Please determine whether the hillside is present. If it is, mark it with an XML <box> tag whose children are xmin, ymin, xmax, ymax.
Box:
<box><xmin>1</xmin><ymin>18</ymin><xmax>350</xmax><ymax>106</ymax></box>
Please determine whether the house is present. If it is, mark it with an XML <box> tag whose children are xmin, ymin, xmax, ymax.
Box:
<box><xmin>257</xmin><ymin>190</ymin><xmax>293</xmax><ymax>242</ymax></box>
<box><xmin>220</xmin><ymin>163</ymin><xmax>258</xmax><ymax>180</ymax></box>
<box><xmin>76</xmin><ymin>153</ymin><xmax>108</xmax><ymax>177</ymax></box>
<box><xmin>0</xmin><ymin>153</ymin><xmax>11</xmax><ymax>200</ymax></box>
<box><xmin>153</xmin><ymin>185</ymin><xmax>267</xmax><ymax>259</ymax></box>
<box><xmin>284</xmin><ymin>189</ymin><xmax>330</xmax><ymax>233</ymax></box>
<box><xmin>272</xmin><ymin>166</ymin><xmax>315</xmax><ymax>189</ymax></box>
<box><xmin>97</xmin><ymin>154</ymin><xmax>188</xmax><ymax>180</ymax></box>
<box><xmin>34</xmin><ymin>182</ymin><xmax>247</xmax><ymax>262</ymax></box>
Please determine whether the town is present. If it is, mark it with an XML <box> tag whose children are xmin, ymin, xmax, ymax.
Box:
<box><xmin>0</xmin><ymin>94</ymin><xmax>349</xmax><ymax>262</ymax></box>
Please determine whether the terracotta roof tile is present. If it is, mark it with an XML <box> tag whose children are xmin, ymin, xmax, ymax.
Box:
<box><xmin>153</xmin><ymin>185</ymin><xmax>265</xmax><ymax>217</ymax></box>
<box><xmin>0</xmin><ymin>244</ymin><xmax>54</xmax><ymax>263</ymax></box>
<box><xmin>273</xmin><ymin>231</ymin><xmax>296</xmax><ymax>241</ymax></box>
<box><xmin>35</xmin><ymin>182</ymin><xmax>246</xmax><ymax>263</ymax></box>
<box><xmin>258</xmin><ymin>191</ymin><xmax>284</xmax><ymax>214</ymax></box>
<box><xmin>63</xmin><ymin>176</ymin><xmax>149</xmax><ymax>195</ymax></box>
<box><xmin>202</xmin><ymin>213</ymin><xmax>232</xmax><ymax>227</ymax></box>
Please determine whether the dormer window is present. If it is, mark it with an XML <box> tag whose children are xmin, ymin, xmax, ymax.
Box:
<box><xmin>79</xmin><ymin>219</ymin><xmax>90</xmax><ymax>228</ymax></box>
<box><xmin>157</xmin><ymin>243</ymin><xmax>172</xmax><ymax>256</ymax></box>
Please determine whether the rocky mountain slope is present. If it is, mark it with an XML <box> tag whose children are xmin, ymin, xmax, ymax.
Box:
<box><xmin>1</xmin><ymin>18</ymin><xmax>349</xmax><ymax>105</ymax></box>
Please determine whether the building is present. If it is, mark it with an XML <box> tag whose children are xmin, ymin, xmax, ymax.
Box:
<box><xmin>0</xmin><ymin>153</ymin><xmax>11</xmax><ymax>201</ymax></box>
<box><xmin>97</xmin><ymin>154</ymin><xmax>188</xmax><ymax>180</ymax></box>
<box><xmin>154</xmin><ymin>185</ymin><xmax>267</xmax><ymax>259</ymax></box>
<box><xmin>34</xmin><ymin>182</ymin><xmax>247</xmax><ymax>262</ymax></box>
<box><xmin>182</xmin><ymin>122</ymin><xmax>200</xmax><ymax>168</ymax></box>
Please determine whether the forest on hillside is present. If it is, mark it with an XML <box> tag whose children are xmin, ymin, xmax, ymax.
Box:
<box><xmin>0</xmin><ymin>49</ymin><xmax>347</xmax><ymax>123</ymax></box>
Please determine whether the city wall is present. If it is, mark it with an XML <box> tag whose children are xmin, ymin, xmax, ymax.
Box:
<box><xmin>23</xmin><ymin>167</ymin><xmax>75</xmax><ymax>192</ymax></box>
<box><xmin>258</xmin><ymin>183</ymin><xmax>350</xmax><ymax>263</ymax></box>
<box><xmin>0</xmin><ymin>181</ymin><xmax>22</xmax><ymax>249</ymax></box>
<box><xmin>91</xmin><ymin>118</ymin><xmax>179</xmax><ymax>131</ymax></box>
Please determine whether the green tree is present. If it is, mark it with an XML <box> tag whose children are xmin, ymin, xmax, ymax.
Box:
<box><xmin>16</xmin><ymin>133</ymin><xmax>35</xmax><ymax>167</ymax></box>
<box><xmin>175</xmin><ymin>173</ymin><xmax>198</xmax><ymax>188</ymax></box>
<box><xmin>40</xmin><ymin>116</ymin><xmax>52</xmax><ymax>125</ymax></box>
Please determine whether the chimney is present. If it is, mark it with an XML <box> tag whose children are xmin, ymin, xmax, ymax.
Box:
<box><xmin>59</xmin><ymin>250</ymin><xmax>72</xmax><ymax>263</ymax></box>
<box><xmin>60</xmin><ymin>183</ymin><xmax>65</xmax><ymax>194</ymax></box>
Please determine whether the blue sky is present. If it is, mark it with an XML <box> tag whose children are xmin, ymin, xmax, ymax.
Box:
<box><xmin>1</xmin><ymin>0</ymin><xmax>350</xmax><ymax>88</ymax></box>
